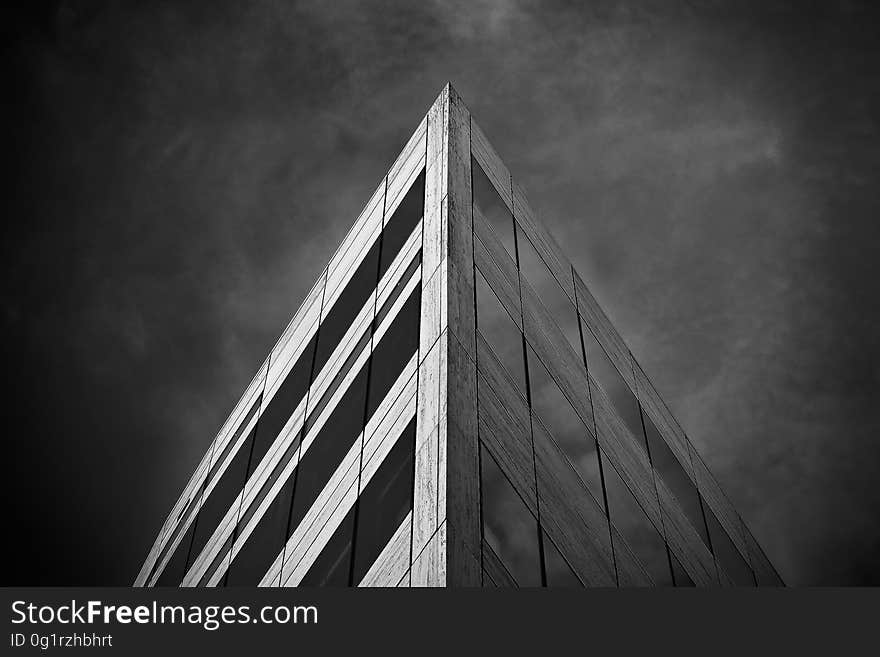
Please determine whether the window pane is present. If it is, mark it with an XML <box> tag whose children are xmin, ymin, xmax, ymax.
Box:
<box><xmin>526</xmin><ymin>344</ymin><xmax>602</xmax><ymax>503</ymax></box>
<box><xmin>706</xmin><ymin>509</ymin><xmax>755</xmax><ymax>586</ymax></box>
<box><xmin>671</xmin><ymin>552</ymin><xmax>695</xmax><ymax>587</ymax></box>
<box><xmin>642</xmin><ymin>413</ymin><xmax>710</xmax><ymax>547</ymax></box>
<box><xmin>299</xmin><ymin>507</ymin><xmax>355</xmax><ymax>587</ymax></box>
<box><xmin>582</xmin><ymin>322</ymin><xmax>643</xmax><ymax>439</ymax></box>
<box><xmin>203</xmin><ymin>396</ymin><xmax>262</xmax><ymax>495</ymax></box>
<box><xmin>543</xmin><ymin>532</ymin><xmax>582</xmax><ymax>587</ymax></box>
<box><xmin>480</xmin><ymin>445</ymin><xmax>541</xmax><ymax>587</ymax></box>
<box><xmin>517</xmin><ymin>228</ymin><xmax>580</xmax><ymax>351</ymax></box>
<box><xmin>155</xmin><ymin>518</ymin><xmax>197</xmax><ymax>586</ymax></box>
<box><xmin>366</xmin><ymin>286</ymin><xmax>420</xmax><ymax>420</ymax></box>
<box><xmin>247</xmin><ymin>333</ymin><xmax>316</xmax><ymax>477</ymax></box>
<box><xmin>287</xmin><ymin>365</ymin><xmax>369</xmax><ymax>538</ymax></box>
<box><xmin>380</xmin><ymin>170</ymin><xmax>424</xmax><ymax>279</ymax></box>
<box><xmin>189</xmin><ymin>426</ymin><xmax>256</xmax><ymax>568</ymax></box>
<box><xmin>476</xmin><ymin>268</ymin><xmax>526</xmax><ymax>396</ymax></box>
<box><xmin>375</xmin><ymin>250</ymin><xmax>421</xmax><ymax>328</ymax></box>
<box><xmin>603</xmin><ymin>458</ymin><xmax>673</xmax><ymax>586</ymax></box>
<box><xmin>148</xmin><ymin>493</ymin><xmax>199</xmax><ymax>584</ymax></box>
<box><xmin>472</xmin><ymin>157</ymin><xmax>515</xmax><ymax>259</ymax></box>
<box><xmin>305</xmin><ymin>327</ymin><xmax>371</xmax><ymax>434</ymax></box>
<box><xmin>352</xmin><ymin>419</ymin><xmax>416</xmax><ymax>584</ymax></box>
<box><xmin>313</xmin><ymin>238</ymin><xmax>380</xmax><ymax>377</ymax></box>
<box><xmin>226</xmin><ymin>479</ymin><xmax>292</xmax><ymax>586</ymax></box>
<box><xmin>482</xmin><ymin>540</ymin><xmax>517</xmax><ymax>587</ymax></box>
<box><xmin>225</xmin><ymin>436</ymin><xmax>301</xmax><ymax>586</ymax></box>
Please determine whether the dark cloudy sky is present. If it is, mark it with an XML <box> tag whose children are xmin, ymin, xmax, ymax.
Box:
<box><xmin>6</xmin><ymin>0</ymin><xmax>879</xmax><ymax>585</ymax></box>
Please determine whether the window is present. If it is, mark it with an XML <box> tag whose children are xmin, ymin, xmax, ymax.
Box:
<box><xmin>225</xmin><ymin>475</ymin><xmax>293</xmax><ymax>586</ymax></box>
<box><xmin>706</xmin><ymin>509</ymin><xmax>755</xmax><ymax>586</ymax></box>
<box><xmin>375</xmin><ymin>251</ymin><xmax>421</xmax><ymax>328</ymax></box>
<box><xmin>642</xmin><ymin>412</ymin><xmax>710</xmax><ymax>547</ymax></box>
<box><xmin>352</xmin><ymin>419</ymin><xmax>416</xmax><ymax>584</ymax></box>
<box><xmin>483</xmin><ymin>541</ymin><xmax>517</xmax><ymax>587</ymax></box>
<box><xmin>671</xmin><ymin>553</ymin><xmax>695</xmax><ymax>587</ymax></box>
<box><xmin>472</xmin><ymin>157</ymin><xmax>515</xmax><ymax>259</ymax></box>
<box><xmin>366</xmin><ymin>286</ymin><xmax>421</xmax><ymax>420</ymax></box>
<box><xmin>286</xmin><ymin>276</ymin><xmax>420</xmax><ymax>553</ymax></box>
<box><xmin>543</xmin><ymin>532</ymin><xmax>582</xmax><ymax>587</ymax></box>
<box><xmin>313</xmin><ymin>238</ymin><xmax>381</xmax><ymax>378</ymax></box>
<box><xmin>380</xmin><ymin>170</ymin><xmax>424</xmax><ymax>279</ymax></box>
<box><xmin>480</xmin><ymin>445</ymin><xmax>542</xmax><ymax>587</ymax></box>
<box><xmin>581</xmin><ymin>322</ymin><xmax>643</xmax><ymax>439</ymax></box>
<box><xmin>517</xmin><ymin>227</ymin><xmax>580</xmax><ymax>351</ymax></box>
<box><xmin>526</xmin><ymin>344</ymin><xmax>603</xmax><ymax>504</ymax></box>
<box><xmin>155</xmin><ymin>518</ymin><xmax>197</xmax><ymax>586</ymax></box>
<box><xmin>286</xmin><ymin>366</ymin><xmax>369</xmax><ymax>539</ymax></box>
<box><xmin>245</xmin><ymin>333</ymin><xmax>316</xmax><ymax>478</ymax></box>
<box><xmin>299</xmin><ymin>507</ymin><xmax>355</xmax><ymax>587</ymax></box>
<box><xmin>305</xmin><ymin>328</ymin><xmax>371</xmax><ymax>434</ymax></box>
<box><xmin>149</xmin><ymin>488</ymin><xmax>201</xmax><ymax>585</ymax></box>
<box><xmin>475</xmin><ymin>268</ymin><xmax>526</xmax><ymax>396</ymax></box>
<box><xmin>224</xmin><ymin>437</ymin><xmax>301</xmax><ymax>586</ymax></box>
<box><xmin>188</xmin><ymin>425</ymin><xmax>257</xmax><ymax>571</ymax></box>
<box><xmin>202</xmin><ymin>396</ymin><xmax>262</xmax><ymax>499</ymax></box>
<box><xmin>603</xmin><ymin>458</ymin><xmax>673</xmax><ymax>586</ymax></box>
<box><xmin>304</xmin><ymin>251</ymin><xmax>420</xmax><ymax>436</ymax></box>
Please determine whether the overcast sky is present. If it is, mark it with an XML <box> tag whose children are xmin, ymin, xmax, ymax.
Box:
<box><xmin>6</xmin><ymin>0</ymin><xmax>879</xmax><ymax>585</ymax></box>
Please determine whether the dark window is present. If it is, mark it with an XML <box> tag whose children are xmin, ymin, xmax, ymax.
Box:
<box><xmin>480</xmin><ymin>445</ymin><xmax>542</xmax><ymax>587</ymax></box>
<box><xmin>642</xmin><ymin>412</ymin><xmax>710</xmax><ymax>547</ymax></box>
<box><xmin>380</xmin><ymin>170</ymin><xmax>425</xmax><ymax>279</ymax></box>
<box><xmin>582</xmin><ymin>322</ymin><xmax>643</xmax><ymax>440</ymax></box>
<box><xmin>526</xmin><ymin>344</ymin><xmax>603</xmax><ymax>504</ymax></box>
<box><xmin>148</xmin><ymin>491</ymin><xmax>200</xmax><ymax>585</ymax></box>
<box><xmin>188</xmin><ymin>426</ymin><xmax>257</xmax><ymax>569</ymax></box>
<box><xmin>352</xmin><ymin>420</ymin><xmax>416</xmax><ymax>584</ymax></box>
<box><xmin>543</xmin><ymin>532</ymin><xmax>582</xmax><ymax>587</ymax></box>
<box><xmin>299</xmin><ymin>507</ymin><xmax>355</xmax><ymax>587</ymax></box>
<box><xmin>313</xmin><ymin>238</ymin><xmax>381</xmax><ymax>378</ymax></box>
<box><xmin>155</xmin><ymin>518</ymin><xmax>197</xmax><ymax>586</ymax></box>
<box><xmin>303</xmin><ymin>252</ymin><xmax>421</xmax><ymax>436</ymax></box>
<box><xmin>224</xmin><ymin>434</ymin><xmax>302</xmax><ymax>586</ymax></box>
<box><xmin>603</xmin><ymin>458</ymin><xmax>673</xmax><ymax>586</ymax></box>
<box><xmin>286</xmin><ymin>365</ymin><xmax>369</xmax><ymax>540</ymax></box>
<box><xmin>472</xmin><ymin>157</ymin><xmax>515</xmax><ymax>259</ymax></box>
<box><xmin>366</xmin><ymin>286</ymin><xmax>421</xmax><ymax>420</ymax></box>
<box><xmin>376</xmin><ymin>250</ymin><xmax>422</xmax><ymax>328</ymax></box>
<box><xmin>476</xmin><ymin>268</ymin><xmax>526</xmax><ymax>396</ymax></box>
<box><xmin>517</xmin><ymin>228</ymin><xmax>580</xmax><ymax>351</ymax></box>
<box><xmin>482</xmin><ymin>540</ymin><xmax>517</xmax><ymax>587</ymax></box>
<box><xmin>203</xmin><ymin>396</ymin><xmax>262</xmax><ymax>496</ymax></box>
<box><xmin>671</xmin><ymin>553</ymin><xmax>695</xmax><ymax>587</ymax></box>
<box><xmin>305</xmin><ymin>327</ymin><xmax>371</xmax><ymax>435</ymax></box>
<box><xmin>706</xmin><ymin>509</ymin><xmax>755</xmax><ymax>586</ymax></box>
<box><xmin>246</xmin><ymin>333</ymin><xmax>317</xmax><ymax>478</ymax></box>
<box><xmin>225</xmin><ymin>473</ymin><xmax>294</xmax><ymax>586</ymax></box>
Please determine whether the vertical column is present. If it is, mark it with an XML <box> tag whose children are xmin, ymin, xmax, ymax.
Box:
<box><xmin>443</xmin><ymin>86</ymin><xmax>480</xmax><ymax>586</ymax></box>
<box><xmin>412</xmin><ymin>84</ymin><xmax>481</xmax><ymax>586</ymax></box>
<box><xmin>411</xmin><ymin>86</ymin><xmax>449</xmax><ymax>586</ymax></box>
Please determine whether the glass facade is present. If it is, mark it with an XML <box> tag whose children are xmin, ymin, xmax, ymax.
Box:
<box><xmin>469</xmin><ymin>152</ymin><xmax>763</xmax><ymax>588</ymax></box>
<box><xmin>475</xmin><ymin>268</ymin><xmax>527</xmax><ymax>397</ymax></box>
<box><xmin>479</xmin><ymin>445</ymin><xmax>542</xmax><ymax>587</ymax></box>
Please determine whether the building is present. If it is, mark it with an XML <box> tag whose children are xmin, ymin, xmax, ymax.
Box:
<box><xmin>135</xmin><ymin>84</ymin><xmax>784</xmax><ymax>587</ymax></box>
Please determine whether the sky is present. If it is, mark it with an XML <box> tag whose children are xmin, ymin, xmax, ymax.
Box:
<box><xmin>6</xmin><ymin>0</ymin><xmax>879</xmax><ymax>585</ymax></box>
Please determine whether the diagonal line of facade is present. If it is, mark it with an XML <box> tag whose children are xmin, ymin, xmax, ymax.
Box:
<box><xmin>135</xmin><ymin>84</ymin><xmax>784</xmax><ymax>588</ymax></box>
